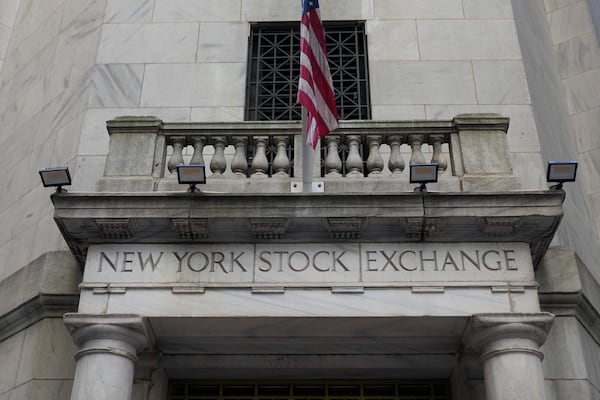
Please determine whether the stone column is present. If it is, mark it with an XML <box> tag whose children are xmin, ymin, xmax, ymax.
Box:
<box><xmin>465</xmin><ymin>313</ymin><xmax>554</xmax><ymax>400</ymax></box>
<box><xmin>64</xmin><ymin>314</ymin><xmax>149</xmax><ymax>400</ymax></box>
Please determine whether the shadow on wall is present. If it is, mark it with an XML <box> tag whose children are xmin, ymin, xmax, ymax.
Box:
<box><xmin>590</xmin><ymin>0</ymin><xmax>600</xmax><ymax>45</ymax></box>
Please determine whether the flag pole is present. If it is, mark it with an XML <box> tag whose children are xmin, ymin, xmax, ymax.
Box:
<box><xmin>301</xmin><ymin>108</ymin><xmax>314</xmax><ymax>193</ymax></box>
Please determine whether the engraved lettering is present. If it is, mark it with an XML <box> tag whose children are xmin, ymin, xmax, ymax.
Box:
<box><xmin>187</xmin><ymin>251</ymin><xmax>209</xmax><ymax>272</ymax></box>
<box><xmin>90</xmin><ymin>244</ymin><xmax>527</xmax><ymax>285</ymax></box>
<box><xmin>365</xmin><ymin>251</ymin><xmax>378</xmax><ymax>271</ymax></box>
<box><xmin>211</xmin><ymin>252</ymin><xmax>226</xmax><ymax>273</ymax></box>
<box><xmin>312</xmin><ymin>251</ymin><xmax>330</xmax><ymax>272</ymax></box>
<box><xmin>504</xmin><ymin>250</ymin><xmax>517</xmax><ymax>271</ymax></box>
<box><xmin>137</xmin><ymin>252</ymin><xmax>163</xmax><ymax>272</ymax></box>
<box><xmin>231</xmin><ymin>252</ymin><xmax>247</xmax><ymax>272</ymax></box>
<box><xmin>460</xmin><ymin>250</ymin><xmax>480</xmax><ymax>271</ymax></box>
<box><xmin>288</xmin><ymin>251</ymin><xmax>310</xmax><ymax>272</ymax></box>
<box><xmin>442</xmin><ymin>252</ymin><xmax>460</xmax><ymax>271</ymax></box>
<box><xmin>174</xmin><ymin>252</ymin><xmax>188</xmax><ymax>273</ymax></box>
<box><xmin>258</xmin><ymin>251</ymin><xmax>272</xmax><ymax>272</ymax></box>
<box><xmin>420</xmin><ymin>250</ymin><xmax>437</xmax><ymax>271</ymax></box>
<box><xmin>399</xmin><ymin>250</ymin><xmax>417</xmax><ymax>271</ymax></box>
<box><xmin>122</xmin><ymin>252</ymin><xmax>134</xmax><ymax>272</ymax></box>
<box><xmin>333</xmin><ymin>251</ymin><xmax>350</xmax><ymax>271</ymax></box>
<box><xmin>273</xmin><ymin>251</ymin><xmax>288</xmax><ymax>272</ymax></box>
<box><xmin>482</xmin><ymin>250</ymin><xmax>502</xmax><ymax>271</ymax></box>
<box><xmin>99</xmin><ymin>251</ymin><xmax>118</xmax><ymax>272</ymax></box>
<box><xmin>380</xmin><ymin>250</ymin><xmax>399</xmax><ymax>271</ymax></box>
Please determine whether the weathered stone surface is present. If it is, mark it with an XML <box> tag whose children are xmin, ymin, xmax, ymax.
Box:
<box><xmin>103</xmin><ymin>116</ymin><xmax>161</xmax><ymax>177</ymax></box>
<box><xmin>52</xmin><ymin>190</ymin><xmax>564</xmax><ymax>271</ymax></box>
<box><xmin>0</xmin><ymin>251</ymin><xmax>80</xmax><ymax>342</ymax></box>
<box><xmin>97</xmin><ymin>23</ymin><xmax>199</xmax><ymax>64</ymax></box>
<box><xmin>83</xmin><ymin>242</ymin><xmax>534</xmax><ymax>286</ymax></box>
<box><xmin>418</xmin><ymin>20</ymin><xmax>521</xmax><ymax>60</ymax></box>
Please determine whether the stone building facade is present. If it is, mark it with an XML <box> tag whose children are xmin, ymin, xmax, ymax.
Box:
<box><xmin>0</xmin><ymin>0</ymin><xmax>599</xmax><ymax>399</ymax></box>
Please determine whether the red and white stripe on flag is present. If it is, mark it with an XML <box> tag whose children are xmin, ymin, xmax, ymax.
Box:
<box><xmin>297</xmin><ymin>0</ymin><xmax>339</xmax><ymax>149</ymax></box>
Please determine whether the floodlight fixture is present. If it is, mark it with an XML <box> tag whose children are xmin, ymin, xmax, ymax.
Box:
<box><xmin>547</xmin><ymin>161</ymin><xmax>577</xmax><ymax>190</ymax></box>
<box><xmin>410</xmin><ymin>163</ymin><xmax>439</xmax><ymax>192</ymax></box>
<box><xmin>39</xmin><ymin>167</ymin><xmax>71</xmax><ymax>193</ymax></box>
<box><xmin>176</xmin><ymin>164</ymin><xmax>206</xmax><ymax>193</ymax></box>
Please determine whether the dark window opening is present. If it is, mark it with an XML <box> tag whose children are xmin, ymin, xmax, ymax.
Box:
<box><xmin>245</xmin><ymin>21</ymin><xmax>371</xmax><ymax>122</ymax></box>
<box><xmin>169</xmin><ymin>381</ymin><xmax>451</xmax><ymax>400</ymax></box>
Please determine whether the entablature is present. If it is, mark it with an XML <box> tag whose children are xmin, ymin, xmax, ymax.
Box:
<box><xmin>52</xmin><ymin>190</ymin><xmax>564</xmax><ymax>268</ymax></box>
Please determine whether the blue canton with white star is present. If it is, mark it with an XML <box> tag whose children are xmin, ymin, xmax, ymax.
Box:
<box><xmin>302</xmin><ymin>0</ymin><xmax>320</xmax><ymax>15</ymax></box>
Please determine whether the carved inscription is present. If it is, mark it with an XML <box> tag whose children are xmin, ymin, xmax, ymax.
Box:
<box><xmin>84</xmin><ymin>242</ymin><xmax>534</xmax><ymax>284</ymax></box>
<box><xmin>362</xmin><ymin>249</ymin><xmax>517</xmax><ymax>272</ymax></box>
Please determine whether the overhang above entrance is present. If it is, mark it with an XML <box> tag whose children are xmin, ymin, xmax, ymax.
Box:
<box><xmin>52</xmin><ymin>190</ymin><xmax>563</xmax><ymax>268</ymax></box>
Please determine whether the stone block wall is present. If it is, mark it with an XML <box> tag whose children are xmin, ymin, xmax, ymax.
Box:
<box><xmin>0</xmin><ymin>318</ymin><xmax>77</xmax><ymax>400</ymax></box>
<box><xmin>544</xmin><ymin>0</ymin><xmax>600</xmax><ymax>253</ymax></box>
<box><xmin>0</xmin><ymin>0</ymin><xmax>107</xmax><ymax>281</ymax></box>
<box><xmin>0</xmin><ymin>0</ymin><xmax>550</xmax><ymax>283</ymax></box>
<box><xmin>512</xmin><ymin>0</ymin><xmax>600</xmax><ymax>283</ymax></box>
<box><xmin>0</xmin><ymin>1</ymin><xmax>595</xmax><ymax>398</ymax></box>
<box><xmin>537</xmin><ymin>248</ymin><xmax>600</xmax><ymax>399</ymax></box>
<box><xmin>0</xmin><ymin>0</ymin><xmax>19</xmax><ymax>73</ymax></box>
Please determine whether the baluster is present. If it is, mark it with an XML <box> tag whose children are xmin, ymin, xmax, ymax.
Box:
<box><xmin>430</xmin><ymin>134</ymin><xmax>448</xmax><ymax>172</ymax></box>
<box><xmin>272</xmin><ymin>136</ymin><xmax>290</xmax><ymax>178</ymax></box>
<box><xmin>387</xmin><ymin>135</ymin><xmax>405</xmax><ymax>177</ymax></box>
<box><xmin>251</xmin><ymin>136</ymin><xmax>269</xmax><ymax>178</ymax></box>
<box><xmin>408</xmin><ymin>134</ymin><xmax>426</xmax><ymax>165</ymax></box>
<box><xmin>210</xmin><ymin>136</ymin><xmax>227</xmax><ymax>177</ymax></box>
<box><xmin>231</xmin><ymin>136</ymin><xmax>248</xmax><ymax>178</ymax></box>
<box><xmin>190</xmin><ymin>136</ymin><xmax>206</xmax><ymax>165</ymax></box>
<box><xmin>324</xmin><ymin>135</ymin><xmax>342</xmax><ymax>177</ymax></box>
<box><xmin>345</xmin><ymin>135</ymin><xmax>363</xmax><ymax>178</ymax></box>
<box><xmin>167</xmin><ymin>136</ymin><xmax>186</xmax><ymax>173</ymax></box>
<box><xmin>366</xmin><ymin>135</ymin><xmax>384</xmax><ymax>177</ymax></box>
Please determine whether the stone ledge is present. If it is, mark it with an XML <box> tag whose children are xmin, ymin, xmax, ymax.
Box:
<box><xmin>0</xmin><ymin>294</ymin><xmax>79</xmax><ymax>342</ymax></box>
<box><xmin>51</xmin><ymin>190</ymin><xmax>564</xmax><ymax>267</ymax></box>
<box><xmin>0</xmin><ymin>251</ymin><xmax>81</xmax><ymax>317</ymax></box>
<box><xmin>0</xmin><ymin>251</ymin><xmax>81</xmax><ymax>341</ymax></box>
<box><xmin>537</xmin><ymin>247</ymin><xmax>600</xmax><ymax>345</ymax></box>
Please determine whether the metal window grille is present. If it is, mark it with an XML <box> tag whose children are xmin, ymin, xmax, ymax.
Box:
<box><xmin>168</xmin><ymin>382</ymin><xmax>450</xmax><ymax>400</ymax></box>
<box><xmin>245</xmin><ymin>22</ymin><xmax>371</xmax><ymax>121</ymax></box>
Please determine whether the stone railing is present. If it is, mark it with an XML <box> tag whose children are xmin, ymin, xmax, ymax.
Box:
<box><xmin>97</xmin><ymin>114</ymin><xmax>518</xmax><ymax>193</ymax></box>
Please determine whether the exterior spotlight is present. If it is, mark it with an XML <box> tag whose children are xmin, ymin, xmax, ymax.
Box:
<box><xmin>39</xmin><ymin>167</ymin><xmax>71</xmax><ymax>193</ymax></box>
<box><xmin>176</xmin><ymin>164</ymin><xmax>206</xmax><ymax>193</ymax></box>
<box><xmin>410</xmin><ymin>163</ymin><xmax>438</xmax><ymax>192</ymax></box>
<box><xmin>547</xmin><ymin>161</ymin><xmax>577</xmax><ymax>190</ymax></box>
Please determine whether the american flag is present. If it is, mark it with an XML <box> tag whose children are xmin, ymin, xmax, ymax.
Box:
<box><xmin>297</xmin><ymin>0</ymin><xmax>339</xmax><ymax>149</ymax></box>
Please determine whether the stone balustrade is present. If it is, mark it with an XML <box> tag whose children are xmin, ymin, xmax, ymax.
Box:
<box><xmin>166</xmin><ymin>133</ymin><xmax>294</xmax><ymax>179</ymax></box>
<box><xmin>98</xmin><ymin>114</ymin><xmax>518</xmax><ymax>193</ymax></box>
<box><xmin>320</xmin><ymin>131</ymin><xmax>448</xmax><ymax>178</ymax></box>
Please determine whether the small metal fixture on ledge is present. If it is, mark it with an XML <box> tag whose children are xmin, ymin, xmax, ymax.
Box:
<box><xmin>176</xmin><ymin>164</ymin><xmax>206</xmax><ymax>193</ymax></box>
<box><xmin>410</xmin><ymin>163</ymin><xmax>438</xmax><ymax>192</ymax></box>
<box><xmin>39</xmin><ymin>167</ymin><xmax>71</xmax><ymax>193</ymax></box>
<box><xmin>547</xmin><ymin>161</ymin><xmax>577</xmax><ymax>190</ymax></box>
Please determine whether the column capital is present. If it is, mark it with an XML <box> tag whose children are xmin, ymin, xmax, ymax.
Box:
<box><xmin>64</xmin><ymin>313</ymin><xmax>149</xmax><ymax>356</ymax></box>
<box><xmin>464</xmin><ymin>313</ymin><xmax>554</xmax><ymax>362</ymax></box>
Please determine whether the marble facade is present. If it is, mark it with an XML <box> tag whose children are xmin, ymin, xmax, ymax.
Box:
<box><xmin>0</xmin><ymin>0</ymin><xmax>599</xmax><ymax>399</ymax></box>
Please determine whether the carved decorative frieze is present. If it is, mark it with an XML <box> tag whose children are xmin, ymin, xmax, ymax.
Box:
<box><xmin>424</xmin><ymin>218</ymin><xmax>442</xmax><ymax>237</ymax></box>
<box><xmin>479</xmin><ymin>217</ymin><xmax>521</xmax><ymax>236</ymax></box>
<box><xmin>403</xmin><ymin>217</ymin><xmax>441</xmax><ymax>238</ymax></box>
<box><xmin>249</xmin><ymin>218</ymin><xmax>289</xmax><ymax>239</ymax></box>
<box><xmin>403</xmin><ymin>217</ymin><xmax>422</xmax><ymax>238</ymax></box>
<box><xmin>327</xmin><ymin>217</ymin><xmax>364</xmax><ymax>239</ymax></box>
<box><xmin>172</xmin><ymin>218</ymin><xmax>209</xmax><ymax>239</ymax></box>
<box><xmin>95</xmin><ymin>219</ymin><xmax>135</xmax><ymax>239</ymax></box>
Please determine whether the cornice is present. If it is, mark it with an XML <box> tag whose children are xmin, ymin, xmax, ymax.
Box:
<box><xmin>51</xmin><ymin>191</ymin><xmax>564</xmax><ymax>268</ymax></box>
<box><xmin>0</xmin><ymin>294</ymin><xmax>79</xmax><ymax>342</ymax></box>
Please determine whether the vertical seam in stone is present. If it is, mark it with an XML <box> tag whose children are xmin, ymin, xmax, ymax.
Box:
<box><xmin>195</xmin><ymin>22</ymin><xmax>201</xmax><ymax>63</ymax></box>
